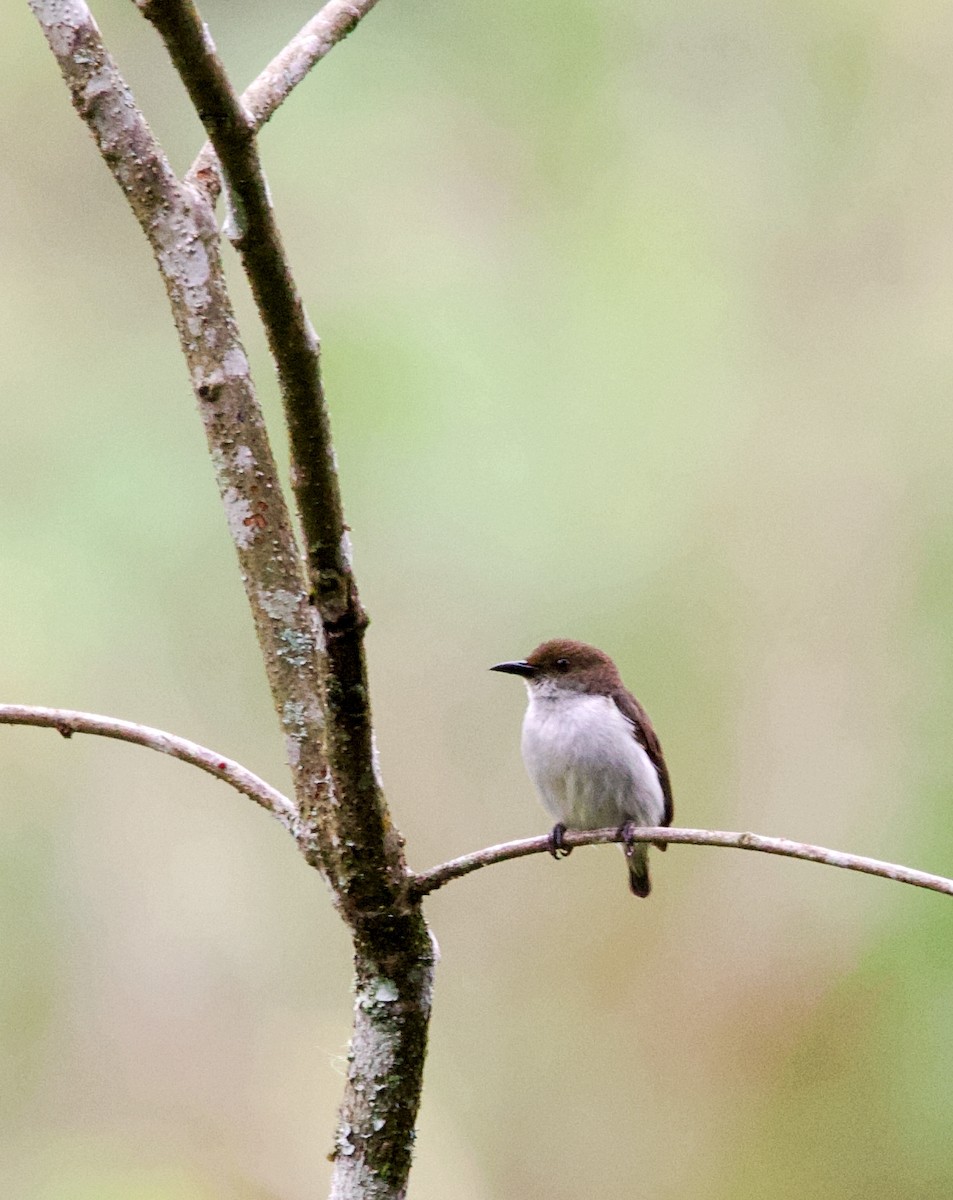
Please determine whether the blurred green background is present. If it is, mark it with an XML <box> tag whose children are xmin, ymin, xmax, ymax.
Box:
<box><xmin>5</xmin><ymin>0</ymin><xmax>953</xmax><ymax>1196</ymax></box>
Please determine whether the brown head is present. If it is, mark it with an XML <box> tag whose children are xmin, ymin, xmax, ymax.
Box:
<box><xmin>490</xmin><ymin>638</ymin><xmax>623</xmax><ymax>694</ymax></box>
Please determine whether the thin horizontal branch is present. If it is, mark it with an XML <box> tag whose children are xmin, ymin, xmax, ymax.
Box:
<box><xmin>187</xmin><ymin>0</ymin><xmax>383</xmax><ymax>190</ymax></box>
<box><xmin>409</xmin><ymin>826</ymin><xmax>953</xmax><ymax>899</ymax></box>
<box><xmin>0</xmin><ymin>704</ymin><xmax>297</xmax><ymax>834</ymax></box>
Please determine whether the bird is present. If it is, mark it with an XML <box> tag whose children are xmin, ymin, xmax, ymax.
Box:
<box><xmin>491</xmin><ymin>638</ymin><xmax>673</xmax><ymax>897</ymax></box>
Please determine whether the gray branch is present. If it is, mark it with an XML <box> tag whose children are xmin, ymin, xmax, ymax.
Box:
<box><xmin>410</xmin><ymin>825</ymin><xmax>953</xmax><ymax>899</ymax></box>
<box><xmin>0</xmin><ymin>704</ymin><xmax>298</xmax><ymax>833</ymax></box>
<box><xmin>188</xmin><ymin>0</ymin><xmax>384</xmax><ymax>189</ymax></box>
<box><xmin>29</xmin><ymin>2</ymin><xmax>433</xmax><ymax>1195</ymax></box>
<box><xmin>28</xmin><ymin>0</ymin><xmax>329</xmax><ymax>867</ymax></box>
<box><xmin>139</xmin><ymin>0</ymin><xmax>402</xmax><ymax>915</ymax></box>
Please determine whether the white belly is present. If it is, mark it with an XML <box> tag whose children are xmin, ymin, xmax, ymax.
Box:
<box><xmin>520</xmin><ymin>691</ymin><xmax>665</xmax><ymax>829</ymax></box>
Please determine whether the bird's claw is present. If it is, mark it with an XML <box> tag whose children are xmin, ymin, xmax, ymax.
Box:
<box><xmin>619</xmin><ymin>821</ymin><xmax>641</xmax><ymax>851</ymax></box>
<box><xmin>548</xmin><ymin>823</ymin><xmax>572</xmax><ymax>860</ymax></box>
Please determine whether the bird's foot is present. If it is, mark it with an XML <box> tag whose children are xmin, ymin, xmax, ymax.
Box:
<box><xmin>619</xmin><ymin>821</ymin><xmax>639</xmax><ymax>850</ymax></box>
<box><xmin>548</xmin><ymin>823</ymin><xmax>572</xmax><ymax>859</ymax></box>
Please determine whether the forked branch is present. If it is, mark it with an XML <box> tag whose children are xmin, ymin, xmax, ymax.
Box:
<box><xmin>140</xmin><ymin>0</ymin><xmax>401</xmax><ymax>912</ymax></box>
<box><xmin>29</xmin><ymin>5</ymin><xmax>433</xmax><ymax>1196</ymax></box>
<box><xmin>27</xmin><ymin>0</ymin><xmax>329</xmax><ymax>870</ymax></box>
<box><xmin>187</xmin><ymin>0</ymin><xmax>384</xmax><ymax>189</ymax></box>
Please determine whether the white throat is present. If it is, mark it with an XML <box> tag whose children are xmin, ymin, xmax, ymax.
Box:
<box><xmin>524</xmin><ymin>676</ymin><xmax>585</xmax><ymax>703</ymax></box>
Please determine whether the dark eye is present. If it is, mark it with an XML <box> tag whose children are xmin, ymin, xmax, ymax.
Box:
<box><xmin>555</xmin><ymin>658</ymin><xmax>570</xmax><ymax>673</ymax></box>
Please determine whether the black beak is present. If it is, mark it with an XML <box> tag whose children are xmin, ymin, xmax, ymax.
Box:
<box><xmin>490</xmin><ymin>659</ymin><xmax>537</xmax><ymax>678</ymax></box>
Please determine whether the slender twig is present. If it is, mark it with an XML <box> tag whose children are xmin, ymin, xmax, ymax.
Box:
<box><xmin>410</xmin><ymin>826</ymin><xmax>953</xmax><ymax>899</ymax></box>
<box><xmin>187</xmin><ymin>0</ymin><xmax>383</xmax><ymax>190</ymax></box>
<box><xmin>0</xmin><ymin>704</ymin><xmax>298</xmax><ymax>833</ymax></box>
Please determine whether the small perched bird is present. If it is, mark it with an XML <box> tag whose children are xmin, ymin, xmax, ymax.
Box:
<box><xmin>491</xmin><ymin>639</ymin><xmax>673</xmax><ymax>897</ymax></box>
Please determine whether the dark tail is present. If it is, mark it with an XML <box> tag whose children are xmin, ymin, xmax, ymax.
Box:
<box><xmin>624</xmin><ymin>843</ymin><xmax>651</xmax><ymax>898</ymax></box>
